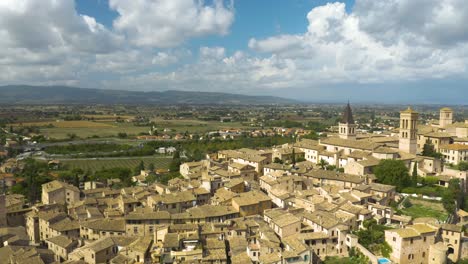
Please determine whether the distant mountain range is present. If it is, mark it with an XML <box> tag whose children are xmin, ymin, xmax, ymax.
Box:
<box><xmin>0</xmin><ymin>85</ymin><xmax>298</xmax><ymax>105</ymax></box>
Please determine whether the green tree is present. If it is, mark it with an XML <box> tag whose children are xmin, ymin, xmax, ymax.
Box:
<box><xmin>145</xmin><ymin>173</ymin><xmax>158</xmax><ymax>185</ymax></box>
<box><xmin>355</xmin><ymin>219</ymin><xmax>391</xmax><ymax>257</ymax></box>
<box><xmin>422</xmin><ymin>141</ymin><xmax>443</xmax><ymax>159</ymax></box>
<box><xmin>169</xmin><ymin>150</ymin><xmax>182</xmax><ymax>172</ymax></box>
<box><xmin>302</xmin><ymin>131</ymin><xmax>319</xmax><ymax>140</ymax></box>
<box><xmin>71</xmin><ymin>168</ymin><xmax>84</xmax><ymax>187</ymax></box>
<box><xmin>319</xmin><ymin>159</ymin><xmax>328</xmax><ymax>170</ymax></box>
<box><xmin>58</xmin><ymin>171</ymin><xmax>74</xmax><ymax>184</ymax></box>
<box><xmin>380</xmin><ymin>242</ymin><xmax>392</xmax><ymax>258</ymax></box>
<box><xmin>134</xmin><ymin>160</ymin><xmax>145</xmax><ymax>175</ymax></box>
<box><xmin>412</xmin><ymin>162</ymin><xmax>418</xmax><ymax>186</ymax></box>
<box><xmin>117</xmin><ymin>132</ymin><xmax>128</xmax><ymax>138</ymax></box>
<box><xmin>67</xmin><ymin>133</ymin><xmax>77</xmax><ymax>140</ymax></box>
<box><xmin>147</xmin><ymin>163</ymin><xmax>155</xmax><ymax>172</ymax></box>
<box><xmin>291</xmin><ymin>148</ymin><xmax>296</xmax><ymax>165</ymax></box>
<box><xmin>442</xmin><ymin>179</ymin><xmax>464</xmax><ymax>214</ymax></box>
<box><xmin>93</xmin><ymin>167</ymin><xmax>133</xmax><ymax>187</ymax></box>
<box><xmin>457</xmin><ymin>161</ymin><xmax>468</xmax><ymax>171</ymax></box>
<box><xmin>191</xmin><ymin>148</ymin><xmax>205</xmax><ymax>161</ymax></box>
<box><xmin>173</xmin><ymin>150</ymin><xmax>181</xmax><ymax>159</ymax></box>
<box><xmin>374</xmin><ymin>160</ymin><xmax>410</xmax><ymax>191</ymax></box>
<box><xmin>15</xmin><ymin>159</ymin><xmax>53</xmax><ymax>203</ymax></box>
<box><xmin>323</xmin><ymin>256</ymin><xmax>363</xmax><ymax>264</ymax></box>
<box><xmin>273</xmin><ymin>157</ymin><xmax>283</xmax><ymax>164</ymax></box>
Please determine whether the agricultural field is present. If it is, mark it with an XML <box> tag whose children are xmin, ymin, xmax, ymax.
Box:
<box><xmin>13</xmin><ymin>118</ymin><xmax>259</xmax><ymax>139</ymax></box>
<box><xmin>82</xmin><ymin>114</ymin><xmax>134</xmax><ymax>121</ymax></box>
<box><xmin>400</xmin><ymin>198</ymin><xmax>448</xmax><ymax>221</ymax></box>
<box><xmin>11</xmin><ymin>120</ymin><xmax>114</xmax><ymax>128</ymax></box>
<box><xmin>151</xmin><ymin>118</ymin><xmax>257</xmax><ymax>133</ymax></box>
<box><xmin>40</xmin><ymin>122</ymin><xmax>151</xmax><ymax>139</ymax></box>
<box><xmin>59</xmin><ymin>156</ymin><xmax>172</xmax><ymax>171</ymax></box>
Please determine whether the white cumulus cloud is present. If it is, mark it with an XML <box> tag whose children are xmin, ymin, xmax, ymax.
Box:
<box><xmin>109</xmin><ymin>0</ymin><xmax>234</xmax><ymax>48</ymax></box>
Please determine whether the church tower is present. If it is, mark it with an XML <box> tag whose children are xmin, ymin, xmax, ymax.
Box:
<box><xmin>399</xmin><ymin>107</ymin><xmax>419</xmax><ymax>154</ymax></box>
<box><xmin>439</xmin><ymin>107</ymin><xmax>453</xmax><ymax>128</ymax></box>
<box><xmin>339</xmin><ymin>102</ymin><xmax>356</xmax><ymax>140</ymax></box>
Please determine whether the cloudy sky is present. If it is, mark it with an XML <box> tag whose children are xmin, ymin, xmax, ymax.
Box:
<box><xmin>1</xmin><ymin>0</ymin><xmax>467</xmax><ymax>104</ymax></box>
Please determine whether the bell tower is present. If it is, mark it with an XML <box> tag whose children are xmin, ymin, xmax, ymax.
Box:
<box><xmin>339</xmin><ymin>102</ymin><xmax>356</xmax><ymax>140</ymax></box>
<box><xmin>399</xmin><ymin>107</ymin><xmax>419</xmax><ymax>154</ymax></box>
<box><xmin>439</xmin><ymin>107</ymin><xmax>453</xmax><ymax>128</ymax></box>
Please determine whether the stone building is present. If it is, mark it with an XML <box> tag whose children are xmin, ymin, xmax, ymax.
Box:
<box><xmin>41</xmin><ymin>180</ymin><xmax>80</xmax><ymax>206</ymax></box>
<box><xmin>399</xmin><ymin>107</ymin><xmax>419</xmax><ymax>155</ymax></box>
<box><xmin>339</xmin><ymin>102</ymin><xmax>356</xmax><ymax>140</ymax></box>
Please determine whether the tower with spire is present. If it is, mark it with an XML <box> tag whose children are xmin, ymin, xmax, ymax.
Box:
<box><xmin>339</xmin><ymin>102</ymin><xmax>356</xmax><ymax>140</ymax></box>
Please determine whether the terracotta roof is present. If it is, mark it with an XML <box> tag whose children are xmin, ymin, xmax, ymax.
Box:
<box><xmin>46</xmin><ymin>235</ymin><xmax>76</xmax><ymax>249</ymax></box>
<box><xmin>440</xmin><ymin>223</ymin><xmax>462</xmax><ymax>233</ymax></box>
<box><xmin>320</xmin><ymin>137</ymin><xmax>380</xmax><ymax>151</ymax></box>
<box><xmin>423</xmin><ymin>132</ymin><xmax>452</xmax><ymax>138</ymax></box>
<box><xmin>232</xmin><ymin>191</ymin><xmax>271</xmax><ymax>207</ymax></box>
<box><xmin>87</xmin><ymin>237</ymin><xmax>116</xmax><ymax>252</ymax></box>
<box><xmin>265</xmin><ymin>209</ymin><xmax>300</xmax><ymax>228</ymax></box>
<box><xmin>305</xmin><ymin>170</ymin><xmax>365</xmax><ymax>184</ymax></box>
<box><xmin>50</xmin><ymin>218</ymin><xmax>80</xmax><ymax>232</ymax></box>
<box><xmin>81</xmin><ymin>218</ymin><xmax>125</xmax><ymax>232</ymax></box>
<box><xmin>369</xmin><ymin>183</ymin><xmax>395</xmax><ymax>193</ymax></box>
<box><xmin>440</xmin><ymin>144</ymin><xmax>468</xmax><ymax>151</ymax></box>
<box><xmin>401</xmin><ymin>107</ymin><xmax>418</xmax><ymax>114</ymax></box>
<box><xmin>125</xmin><ymin>209</ymin><xmax>171</xmax><ymax>220</ymax></box>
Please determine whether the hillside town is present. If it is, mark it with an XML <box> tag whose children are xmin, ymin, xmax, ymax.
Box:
<box><xmin>0</xmin><ymin>104</ymin><xmax>466</xmax><ymax>264</ymax></box>
<box><xmin>3</xmin><ymin>0</ymin><xmax>468</xmax><ymax>263</ymax></box>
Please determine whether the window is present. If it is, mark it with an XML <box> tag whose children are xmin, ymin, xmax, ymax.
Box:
<box><xmin>393</xmin><ymin>237</ymin><xmax>396</xmax><ymax>242</ymax></box>
<box><xmin>423</xmin><ymin>237</ymin><xmax>426</xmax><ymax>242</ymax></box>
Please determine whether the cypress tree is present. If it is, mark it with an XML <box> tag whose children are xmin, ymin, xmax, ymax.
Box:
<box><xmin>412</xmin><ymin>161</ymin><xmax>418</xmax><ymax>186</ymax></box>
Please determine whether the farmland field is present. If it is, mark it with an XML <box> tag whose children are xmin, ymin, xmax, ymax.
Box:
<box><xmin>11</xmin><ymin>120</ymin><xmax>115</xmax><ymax>128</ymax></box>
<box><xmin>59</xmin><ymin>156</ymin><xmax>172</xmax><ymax>171</ymax></box>
<box><xmin>82</xmin><ymin>114</ymin><xmax>134</xmax><ymax>121</ymax></box>
<box><xmin>40</xmin><ymin>123</ymin><xmax>151</xmax><ymax>139</ymax></box>
<box><xmin>151</xmin><ymin>118</ymin><xmax>257</xmax><ymax>133</ymax></box>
